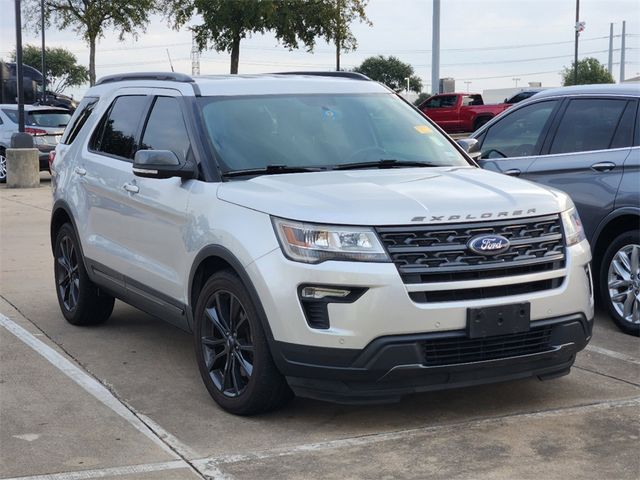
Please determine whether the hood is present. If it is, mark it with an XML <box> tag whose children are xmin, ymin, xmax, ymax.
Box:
<box><xmin>217</xmin><ymin>166</ymin><xmax>571</xmax><ymax>226</ymax></box>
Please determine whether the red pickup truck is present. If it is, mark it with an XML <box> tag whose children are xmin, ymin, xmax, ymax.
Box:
<box><xmin>418</xmin><ymin>93</ymin><xmax>511</xmax><ymax>133</ymax></box>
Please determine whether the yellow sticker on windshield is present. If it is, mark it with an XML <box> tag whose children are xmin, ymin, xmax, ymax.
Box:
<box><xmin>414</xmin><ymin>125</ymin><xmax>432</xmax><ymax>134</ymax></box>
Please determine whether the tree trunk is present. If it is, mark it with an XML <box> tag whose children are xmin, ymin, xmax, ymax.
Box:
<box><xmin>335</xmin><ymin>38</ymin><xmax>341</xmax><ymax>71</ymax></box>
<box><xmin>230</xmin><ymin>35</ymin><xmax>240</xmax><ymax>74</ymax></box>
<box><xmin>89</xmin><ymin>36</ymin><xmax>96</xmax><ymax>86</ymax></box>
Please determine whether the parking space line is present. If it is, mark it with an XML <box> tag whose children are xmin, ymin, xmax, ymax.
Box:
<box><xmin>192</xmin><ymin>396</ymin><xmax>640</xmax><ymax>476</ymax></box>
<box><xmin>0</xmin><ymin>460</ymin><xmax>186</xmax><ymax>480</ymax></box>
<box><xmin>0</xmin><ymin>313</ymin><xmax>181</xmax><ymax>459</ymax></box>
<box><xmin>585</xmin><ymin>344</ymin><xmax>640</xmax><ymax>365</ymax></box>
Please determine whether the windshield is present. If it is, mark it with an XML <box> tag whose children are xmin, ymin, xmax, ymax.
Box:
<box><xmin>198</xmin><ymin>93</ymin><xmax>470</xmax><ymax>173</ymax></box>
<box><xmin>3</xmin><ymin>109</ymin><xmax>71</xmax><ymax>128</ymax></box>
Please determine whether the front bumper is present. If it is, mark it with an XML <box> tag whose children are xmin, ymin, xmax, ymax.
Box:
<box><xmin>273</xmin><ymin>313</ymin><xmax>592</xmax><ymax>404</ymax></box>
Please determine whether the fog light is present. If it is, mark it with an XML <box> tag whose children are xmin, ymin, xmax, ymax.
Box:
<box><xmin>300</xmin><ymin>286</ymin><xmax>351</xmax><ymax>300</ymax></box>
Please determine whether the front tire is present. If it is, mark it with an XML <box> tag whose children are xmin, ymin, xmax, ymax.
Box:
<box><xmin>600</xmin><ymin>230</ymin><xmax>640</xmax><ymax>336</ymax></box>
<box><xmin>53</xmin><ymin>223</ymin><xmax>114</xmax><ymax>325</ymax></box>
<box><xmin>0</xmin><ymin>148</ymin><xmax>6</xmax><ymax>183</ymax></box>
<box><xmin>194</xmin><ymin>270</ymin><xmax>292</xmax><ymax>415</ymax></box>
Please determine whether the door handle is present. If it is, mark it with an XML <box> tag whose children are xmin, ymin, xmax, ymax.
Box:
<box><xmin>591</xmin><ymin>162</ymin><xmax>615</xmax><ymax>172</ymax></box>
<box><xmin>123</xmin><ymin>183</ymin><xmax>139</xmax><ymax>194</ymax></box>
<box><xmin>503</xmin><ymin>168</ymin><xmax>521</xmax><ymax>177</ymax></box>
<box><xmin>74</xmin><ymin>167</ymin><xmax>86</xmax><ymax>176</ymax></box>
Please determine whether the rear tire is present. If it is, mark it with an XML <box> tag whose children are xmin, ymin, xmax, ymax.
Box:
<box><xmin>0</xmin><ymin>147</ymin><xmax>6</xmax><ymax>183</ymax></box>
<box><xmin>53</xmin><ymin>223</ymin><xmax>114</xmax><ymax>325</ymax></box>
<box><xmin>599</xmin><ymin>230</ymin><xmax>640</xmax><ymax>336</ymax></box>
<box><xmin>194</xmin><ymin>270</ymin><xmax>292</xmax><ymax>415</ymax></box>
<box><xmin>473</xmin><ymin>116</ymin><xmax>492</xmax><ymax>131</ymax></box>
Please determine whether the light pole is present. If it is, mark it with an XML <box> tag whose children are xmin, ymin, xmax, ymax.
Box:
<box><xmin>512</xmin><ymin>77</ymin><xmax>521</xmax><ymax>88</ymax></box>
<box><xmin>464</xmin><ymin>81</ymin><xmax>471</xmax><ymax>92</ymax></box>
<box><xmin>40</xmin><ymin>0</ymin><xmax>46</xmax><ymax>103</ymax></box>
<box><xmin>14</xmin><ymin>0</ymin><xmax>25</xmax><ymax>132</ymax></box>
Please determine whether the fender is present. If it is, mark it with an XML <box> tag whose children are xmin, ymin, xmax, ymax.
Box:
<box><xmin>188</xmin><ymin>244</ymin><xmax>276</xmax><ymax>343</ymax></box>
<box><xmin>591</xmin><ymin>207</ymin><xmax>640</xmax><ymax>250</ymax></box>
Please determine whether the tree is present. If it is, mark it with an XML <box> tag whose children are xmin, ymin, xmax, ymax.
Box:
<box><xmin>11</xmin><ymin>45</ymin><xmax>88</xmax><ymax>94</ymax></box>
<box><xmin>25</xmin><ymin>0</ymin><xmax>157</xmax><ymax>86</ymax></box>
<box><xmin>354</xmin><ymin>56</ymin><xmax>423</xmax><ymax>93</ymax></box>
<box><xmin>323</xmin><ymin>0</ymin><xmax>371</xmax><ymax>71</ymax></box>
<box><xmin>414</xmin><ymin>92</ymin><xmax>431</xmax><ymax>106</ymax></box>
<box><xmin>562</xmin><ymin>57</ymin><xmax>615</xmax><ymax>86</ymax></box>
<box><xmin>164</xmin><ymin>0</ymin><xmax>370</xmax><ymax>75</ymax></box>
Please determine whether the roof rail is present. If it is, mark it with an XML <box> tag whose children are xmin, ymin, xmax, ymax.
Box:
<box><xmin>95</xmin><ymin>72</ymin><xmax>194</xmax><ymax>86</ymax></box>
<box><xmin>273</xmin><ymin>71</ymin><xmax>370</xmax><ymax>81</ymax></box>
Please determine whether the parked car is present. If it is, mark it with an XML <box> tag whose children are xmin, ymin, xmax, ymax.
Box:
<box><xmin>459</xmin><ymin>84</ymin><xmax>639</xmax><ymax>336</ymax></box>
<box><xmin>504</xmin><ymin>89</ymin><xmax>544</xmax><ymax>104</ymax></box>
<box><xmin>418</xmin><ymin>93</ymin><xmax>512</xmax><ymax>133</ymax></box>
<box><xmin>51</xmin><ymin>72</ymin><xmax>593</xmax><ymax>415</ymax></box>
<box><xmin>0</xmin><ymin>105</ymin><xmax>70</xmax><ymax>182</ymax></box>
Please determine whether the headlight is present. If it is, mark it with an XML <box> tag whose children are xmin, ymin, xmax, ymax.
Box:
<box><xmin>561</xmin><ymin>207</ymin><xmax>586</xmax><ymax>246</ymax></box>
<box><xmin>272</xmin><ymin>217</ymin><xmax>390</xmax><ymax>264</ymax></box>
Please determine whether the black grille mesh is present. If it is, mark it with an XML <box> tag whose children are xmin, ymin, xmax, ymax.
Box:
<box><xmin>376</xmin><ymin>215</ymin><xmax>565</xmax><ymax>284</ymax></box>
<box><xmin>423</xmin><ymin>325</ymin><xmax>554</xmax><ymax>366</ymax></box>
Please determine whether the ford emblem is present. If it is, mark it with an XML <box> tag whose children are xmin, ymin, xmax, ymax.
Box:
<box><xmin>467</xmin><ymin>234</ymin><xmax>511</xmax><ymax>255</ymax></box>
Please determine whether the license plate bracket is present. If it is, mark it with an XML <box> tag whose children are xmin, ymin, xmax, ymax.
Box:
<box><xmin>467</xmin><ymin>302</ymin><xmax>530</xmax><ymax>339</ymax></box>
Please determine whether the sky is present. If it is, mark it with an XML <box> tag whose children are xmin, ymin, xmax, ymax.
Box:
<box><xmin>1</xmin><ymin>0</ymin><xmax>639</xmax><ymax>100</ymax></box>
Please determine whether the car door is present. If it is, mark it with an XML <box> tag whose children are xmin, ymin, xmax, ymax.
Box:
<box><xmin>523</xmin><ymin>97</ymin><xmax>636</xmax><ymax>241</ymax></box>
<box><xmin>475</xmin><ymin>98</ymin><xmax>562</xmax><ymax>177</ymax></box>
<box><xmin>420</xmin><ymin>95</ymin><xmax>459</xmax><ymax>131</ymax></box>
<box><xmin>114</xmin><ymin>91</ymin><xmax>195</xmax><ymax>321</ymax></box>
<box><xmin>78</xmin><ymin>90</ymin><xmax>151</xmax><ymax>298</ymax></box>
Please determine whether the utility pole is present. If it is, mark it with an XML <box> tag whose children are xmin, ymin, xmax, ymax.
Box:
<box><xmin>512</xmin><ymin>77</ymin><xmax>521</xmax><ymax>88</ymax></box>
<box><xmin>620</xmin><ymin>20</ymin><xmax>626</xmax><ymax>82</ymax></box>
<box><xmin>14</xmin><ymin>0</ymin><xmax>25</xmax><ymax>132</ymax></box>
<box><xmin>40</xmin><ymin>0</ymin><xmax>46</xmax><ymax>104</ymax></box>
<box><xmin>335</xmin><ymin>0</ymin><xmax>342</xmax><ymax>71</ymax></box>
<box><xmin>431</xmin><ymin>0</ymin><xmax>440</xmax><ymax>95</ymax></box>
<box><xmin>608</xmin><ymin>23</ymin><xmax>614</xmax><ymax>76</ymax></box>
<box><xmin>191</xmin><ymin>31</ymin><xmax>200</xmax><ymax>76</ymax></box>
<box><xmin>574</xmin><ymin>0</ymin><xmax>580</xmax><ymax>85</ymax></box>
<box><xmin>464</xmin><ymin>81</ymin><xmax>471</xmax><ymax>92</ymax></box>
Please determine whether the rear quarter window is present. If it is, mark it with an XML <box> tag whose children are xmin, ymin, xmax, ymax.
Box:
<box><xmin>60</xmin><ymin>97</ymin><xmax>99</xmax><ymax>145</ymax></box>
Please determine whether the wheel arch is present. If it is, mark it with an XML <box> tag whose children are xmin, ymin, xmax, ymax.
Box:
<box><xmin>188</xmin><ymin>245</ymin><xmax>276</xmax><ymax>342</ymax></box>
<box><xmin>473</xmin><ymin>114</ymin><xmax>494</xmax><ymax>130</ymax></box>
<box><xmin>591</xmin><ymin>207</ymin><xmax>640</xmax><ymax>280</ymax></box>
<box><xmin>50</xmin><ymin>200</ymin><xmax>76</xmax><ymax>253</ymax></box>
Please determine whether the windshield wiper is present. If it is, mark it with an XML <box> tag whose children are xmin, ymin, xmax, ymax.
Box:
<box><xmin>334</xmin><ymin>159</ymin><xmax>438</xmax><ymax>170</ymax></box>
<box><xmin>223</xmin><ymin>164</ymin><xmax>327</xmax><ymax>178</ymax></box>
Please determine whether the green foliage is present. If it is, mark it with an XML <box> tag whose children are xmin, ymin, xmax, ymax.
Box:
<box><xmin>413</xmin><ymin>92</ymin><xmax>431</xmax><ymax>106</ymax></box>
<box><xmin>354</xmin><ymin>56</ymin><xmax>423</xmax><ymax>93</ymax></box>
<box><xmin>562</xmin><ymin>57</ymin><xmax>615</xmax><ymax>86</ymax></box>
<box><xmin>164</xmin><ymin>0</ymin><xmax>370</xmax><ymax>74</ymax></box>
<box><xmin>24</xmin><ymin>0</ymin><xmax>157</xmax><ymax>85</ymax></box>
<box><xmin>11</xmin><ymin>45</ymin><xmax>88</xmax><ymax>93</ymax></box>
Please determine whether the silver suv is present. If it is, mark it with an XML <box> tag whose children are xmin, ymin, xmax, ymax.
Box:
<box><xmin>51</xmin><ymin>72</ymin><xmax>594</xmax><ymax>414</ymax></box>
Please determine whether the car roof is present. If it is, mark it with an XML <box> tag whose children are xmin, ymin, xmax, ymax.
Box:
<box><xmin>0</xmin><ymin>104</ymin><xmax>70</xmax><ymax>112</ymax></box>
<box><xmin>87</xmin><ymin>72</ymin><xmax>392</xmax><ymax>97</ymax></box>
<box><xmin>532</xmin><ymin>83</ymin><xmax>640</xmax><ymax>99</ymax></box>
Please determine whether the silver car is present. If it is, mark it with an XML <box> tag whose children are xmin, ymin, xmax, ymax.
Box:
<box><xmin>0</xmin><ymin>105</ymin><xmax>71</xmax><ymax>182</ymax></box>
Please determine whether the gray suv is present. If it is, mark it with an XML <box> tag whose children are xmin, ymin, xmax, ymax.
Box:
<box><xmin>463</xmin><ymin>84</ymin><xmax>639</xmax><ymax>336</ymax></box>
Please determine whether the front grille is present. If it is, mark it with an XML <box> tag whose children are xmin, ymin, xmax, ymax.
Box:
<box><xmin>423</xmin><ymin>325</ymin><xmax>554</xmax><ymax>367</ymax></box>
<box><xmin>376</xmin><ymin>215</ymin><xmax>565</xmax><ymax>284</ymax></box>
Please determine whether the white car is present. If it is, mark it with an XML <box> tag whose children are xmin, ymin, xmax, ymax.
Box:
<box><xmin>0</xmin><ymin>104</ymin><xmax>70</xmax><ymax>182</ymax></box>
<box><xmin>50</xmin><ymin>72</ymin><xmax>594</xmax><ymax>415</ymax></box>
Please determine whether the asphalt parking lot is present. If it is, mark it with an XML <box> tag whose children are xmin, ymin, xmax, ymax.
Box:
<box><xmin>1</xmin><ymin>177</ymin><xmax>639</xmax><ymax>480</ymax></box>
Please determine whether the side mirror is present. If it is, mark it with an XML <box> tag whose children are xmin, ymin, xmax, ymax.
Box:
<box><xmin>133</xmin><ymin>150</ymin><xmax>196</xmax><ymax>179</ymax></box>
<box><xmin>456</xmin><ymin>138</ymin><xmax>481</xmax><ymax>161</ymax></box>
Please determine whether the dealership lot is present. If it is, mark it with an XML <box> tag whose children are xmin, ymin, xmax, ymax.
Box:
<box><xmin>1</xmin><ymin>179</ymin><xmax>639</xmax><ymax>480</ymax></box>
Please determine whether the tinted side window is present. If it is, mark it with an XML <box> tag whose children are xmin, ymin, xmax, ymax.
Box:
<box><xmin>61</xmin><ymin>97</ymin><xmax>98</xmax><ymax>145</ymax></box>
<box><xmin>92</xmin><ymin>95</ymin><xmax>148</xmax><ymax>160</ymax></box>
<box><xmin>611</xmin><ymin>101</ymin><xmax>637</xmax><ymax>149</ymax></box>
<box><xmin>425</xmin><ymin>95</ymin><xmax>456</xmax><ymax>108</ymax></box>
<box><xmin>140</xmin><ymin>97</ymin><xmax>190</xmax><ymax>162</ymax></box>
<box><xmin>480</xmin><ymin>100</ymin><xmax>558</xmax><ymax>158</ymax></box>
<box><xmin>549</xmin><ymin>98</ymin><xmax>628</xmax><ymax>154</ymax></box>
